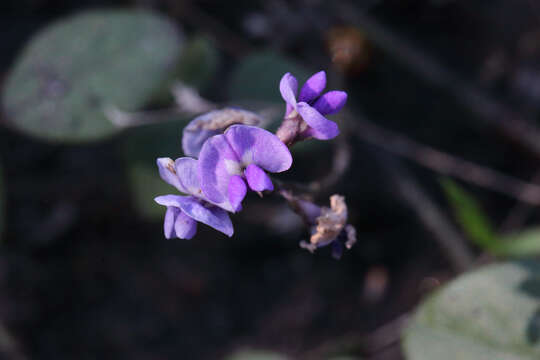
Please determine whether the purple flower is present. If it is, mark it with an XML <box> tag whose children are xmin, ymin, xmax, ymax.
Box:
<box><xmin>279</xmin><ymin>70</ymin><xmax>347</xmax><ymax>140</ymax></box>
<box><xmin>182</xmin><ymin>108</ymin><xmax>264</xmax><ymax>158</ymax></box>
<box><xmin>198</xmin><ymin>124</ymin><xmax>292</xmax><ymax>212</ymax></box>
<box><xmin>154</xmin><ymin>157</ymin><xmax>233</xmax><ymax>239</ymax></box>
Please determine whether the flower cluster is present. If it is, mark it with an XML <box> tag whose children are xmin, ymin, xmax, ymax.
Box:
<box><xmin>154</xmin><ymin>71</ymin><xmax>354</xmax><ymax>256</ymax></box>
<box><xmin>276</xmin><ymin>70</ymin><xmax>347</xmax><ymax>145</ymax></box>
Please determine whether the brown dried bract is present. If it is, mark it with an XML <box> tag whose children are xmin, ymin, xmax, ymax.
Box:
<box><xmin>165</xmin><ymin>159</ymin><xmax>176</xmax><ymax>174</ymax></box>
<box><xmin>310</xmin><ymin>194</ymin><xmax>348</xmax><ymax>245</ymax></box>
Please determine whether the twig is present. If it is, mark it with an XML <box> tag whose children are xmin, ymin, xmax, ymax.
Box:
<box><xmin>308</xmin><ymin>137</ymin><xmax>352</xmax><ymax>193</ymax></box>
<box><xmin>105</xmin><ymin>106</ymin><xmax>193</xmax><ymax>128</ymax></box>
<box><xmin>500</xmin><ymin>170</ymin><xmax>540</xmax><ymax>232</ymax></box>
<box><xmin>351</xmin><ymin>115</ymin><xmax>540</xmax><ymax>206</ymax></box>
<box><xmin>337</xmin><ymin>6</ymin><xmax>540</xmax><ymax>159</ymax></box>
<box><xmin>383</xmin><ymin>157</ymin><xmax>475</xmax><ymax>272</ymax></box>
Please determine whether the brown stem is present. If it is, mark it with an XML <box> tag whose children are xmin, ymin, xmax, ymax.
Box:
<box><xmin>351</xmin><ymin>115</ymin><xmax>540</xmax><ymax>206</ymax></box>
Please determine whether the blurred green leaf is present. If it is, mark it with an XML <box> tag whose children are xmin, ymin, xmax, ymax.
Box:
<box><xmin>177</xmin><ymin>35</ymin><xmax>219</xmax><ymax>90</ymax></box>
<box><xmin>440</xmin><ymin>178</ymin><xmax>498</xmax><ymax>251</ymax></box>
<box><xmin>228</xmin><ymin>51</ymin><xmax>311</xmax><ymax>103</ymax></box>
<box><xmin>403</xmin><ymin>260</ymin><xmax>540</xmax><ymax>360</ymax></box>
<box><xmin>495</xmin><ymin>228</ymin><xmax>540</xmax><ymax>258</ymax></box>
<box><xmin>2</xmin><ymin>9</ymin><xmax>184</xmax><ymax>142</ymax></box>
<box><xmin>224</xmin><ymin>349</ymin><xmax>289</xmax><ymax>360</ymax></box>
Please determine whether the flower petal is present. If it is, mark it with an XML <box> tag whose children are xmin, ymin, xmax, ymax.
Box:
<box><xmin>299</xmin><ymin>71</ymin><xmax>326</xmax><ymax>103</ymax></box>
<box><xmin>157</xmin><ymin>158</ymin><xmax>185</xmax><ymax>193</ymax></box>
<box><xmin>155</xmin><ymin>194</ymin><xmax>184</xmax><ymax>207</ymax></box>
<box><xmin>312</xmin><ymin>90</ymin><xmax>347</xmax><ymax>115</ymax></box>
<box><xmin>182</xmin><ymin>108</ymin><xmax>263</xmax><ymax>158</ymax></box>
<box><xmin>198</xmin><ymin>134</ymin><xmax>240</xmax><ymax>212</ymax></box>
<box><xmin>228</xmin><ymin>175</ymin><xmax>247</xmax><ymax>212</ymax></box>
<box><xmin>224</xmin><ymin>125</ymin><xmax>292</xmax><ymax>173</ymax></box>
<box><xmin>183</xmin><ymin>128</ymin><xmax>220</xmax><ymax>158</ymax></box>
<box><xmin>175</xmin><ymin>157</ymin><xmax>201</xmax><ymax>197</ymax></box>
<box><xmin>163</xmin><ymin>206</ymin><xmax>180</xmax><ymax>239</ymax></box>
<box><xmin>176</xmin><ymin>196</ymin><xmax>234</xmax><ymax>237</ymax></box>
<box><xmin>174</xmin><ymin>211</ymin><xmax>197</xmax><ymax>239</ymax></box>
<box><xmin>245</xmin><ymin>164</ymin><xmax>273</xmax><ymax>192</ymax></box>
<box><xmin>296</xmin><ymin>102</ymin><xmax>339</xmax><ymax>140</ymax></box>
<box><xmin>279</xmin><ymin>72</ymin><xmax>298</xmax><ymax>107</ymax></box>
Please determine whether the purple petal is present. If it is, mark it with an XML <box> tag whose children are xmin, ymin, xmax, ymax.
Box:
<box><xmin>331</xmin><ymin>241</ymin><xmax>344</xmax><ymax>259</ymax></box>
<box><xmin>299</xmin><ymin>71</ymin><xmax>326</xmax><ymax>103</ymax></box>
<box><xmin>198</xmin><ymin>134</ymin><xmax>241</xmax><ymax>212</ymax></box>
<box><xmin>174</xmin><ymin>211</ymin><xmax>197</xmax><ymax>239</ymax></box>
<box><xmin>157</xmin><ymin>158</ymin><xmax>185</xmax><ymax>193</ymax></box>
<box><xmin>224</xmin><ymin>125</ymin><xmax>292</xmax><ymax>173</ymax></box>
<box><xmin>182</xmin><ymin>111</ymin><xmax>222</xmax><ymax>158</ymax></box>
<box><xmin>279</xmin><ymin>72</ymin><xmax>298</xmax><ymax>107</ymax></box>
<box><xmin>163</xmin><ymin>206</ymin><xmax>180</xmax><ymax>239</ymax></box>
<box><xmin>176</xmin><ymin>196</ymin><xmax>234</xmax><ymax>237</ymax></box>
<box><xmin>312</xmin><ymin>91</ymin><xmax>347</xmax><ymax>115</ymax></box>
<box><xmin>228</xmin><ymin>175</ymin><xmax>247</xmax><ymax>212</ymax></box>
<box><xmin>245</xmin><ymin>164</ymin><xmax>273</xmax><ymax>192</ymax></box>
<box><xmin>155</xmin><ymin>194</ymin><xmax>185</xmax><ymax>207</ymax></box>
<box><xmin>182</xmin><ymin>128</ymin><xmax>220</xmax><ymax>158</ymax></box>
<box><xmin>296</xmin><ymin>102</ymin><xmax>339</xmax><ymax>140</ymax></box>
<box><xmin>182</xmin><ymin>109</ymin><xmax>264</xmax><ymax>158</ymax></box>
<box><xmin>175</xmin><ymin>157</ymin><xmax>201</xmax><ymax>197</ymax></box>
<box><xmin>285</xmin><ymin>103</ymin><xmax>295</xmax><ymax>117</ymax></box>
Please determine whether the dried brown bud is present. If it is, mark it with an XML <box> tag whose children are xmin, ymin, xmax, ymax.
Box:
<box><xmin>310</xmin><ymin>194</ymin><xmax>348</xmax><ymax>246</ymax></box>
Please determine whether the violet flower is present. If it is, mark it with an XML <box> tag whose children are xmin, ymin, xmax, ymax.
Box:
<box><xmin>154</xmin><ymin>157</ymin><xmax>233</xmax><ymax>239</ymax></box>
<box><xmin>278</xmin><ymin>70</ymin><xmax>347</xmax><ymax>142</ymax></box>
<box><xmin>182</xmin><ymin>108</ymin><xmax>264</xmax><ymax>158</ymax></box>
<box><xmin>198</xmin><ymin>124</ymin><xmax>292</xmax><ymax>212</ymax></box>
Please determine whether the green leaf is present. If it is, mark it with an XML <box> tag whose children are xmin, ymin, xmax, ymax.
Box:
<box><xmin>494</xmin><ymin>228</ymin><xmax>540</xmax><ymax>257</ymax></box>
<box><xmin>224</xmin><ymin>349</ymin><xmax>289</xmax><ymax>360</ymax></box>
<box><xmin>440</xmin><ymin>178</ymin><xmax>498</xmax><ymax>250</ymax></box>
<box><xmin>228</xmin><ymin>51</ymin><xmax>311</xmax><ymax>103</ymax></box>
<box><xmin>2</xmin><ymin>10</ymin><xmax>184</xmax><ymax>142</ymax></box>
<box><xmin>403</xmin><ymin>260</ymin><xmax>540</xmax><ymax>360</ymax></box>
<box><xmin>176</xmin><ymin>35</ymin><xmax>219</xmax><ymax>90</ymax></box>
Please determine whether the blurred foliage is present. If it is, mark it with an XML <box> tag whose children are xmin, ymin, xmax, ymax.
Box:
<box><xmin>2</xmin><ymin>9</ymin><xmax>184</xmax><ymax>142</ymax></box>
<box><xmin>176</xmin><ymin>35</ymin><xmax>220</xmax><ymax>91</ymax></box>
<box><xmin>403</xmin><ymin>260</ymin><xmax>540</xmax><ymax>360</ymax></box>
<box><xmin>224</xmin><ymin>349</ymin><xmax>289</xmax><ymax>360</ymax></box>
<box><xmin>442</xmin><ymin>178</ymin><xmax>540</xmax><ymax>257</ymax></box>
<box><xmin>496</xmin><ymin>228</ymin><xmax>540</xmax><ymax>258</ymax></box>
<box><xmin>441</xmin><ymin>178</ymin><xmax>497</xmax><ymax>251</ymax></box>
<box><xmin>228</xmin><ymin>51</ymin><xmax>310</xmax><ymax>103</ymax></box>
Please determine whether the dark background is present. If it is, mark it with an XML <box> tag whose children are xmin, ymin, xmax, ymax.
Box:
<box><xmin>1</xmin><ymin>1</ymin><xmax>539</xmax><ymax>359</ymax></box>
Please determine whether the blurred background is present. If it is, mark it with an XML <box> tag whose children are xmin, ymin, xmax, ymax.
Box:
<box><xmin>1</xmin><ymin>0</ymin><xmax>540</xmax><ymax>359</ymax></box>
